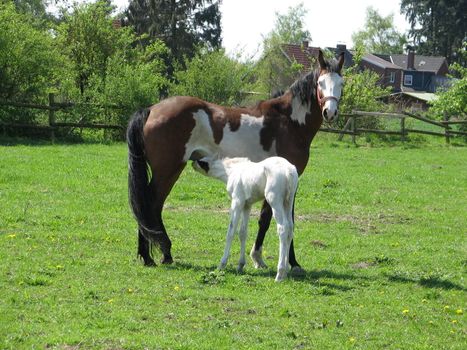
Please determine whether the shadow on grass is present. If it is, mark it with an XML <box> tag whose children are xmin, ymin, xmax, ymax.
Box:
<box><xmin>387</xmin><ymin>274</ymin><xmax>465</xmax><ymax>291</ymax></box>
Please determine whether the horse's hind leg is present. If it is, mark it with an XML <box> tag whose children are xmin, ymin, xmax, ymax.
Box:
<box><xmin>138</xmin><ymin>228</ymin><xmax>155</xmax><ymax>266</ymax></box>
<box><xmin>250</xmin><ymin>200</ymin><xmax>271</xmax><ymax>269</ymax></box>
<box><xmin>146</xmin><ymin>163</ymin><xmax>186</xmax><ymax>264</ymax></box>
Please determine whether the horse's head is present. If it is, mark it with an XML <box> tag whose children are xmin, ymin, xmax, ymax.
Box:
<box><xmin>317</xmin><ymin>50</ymin><xmax>345</xmax><ymax>123</ymax></box>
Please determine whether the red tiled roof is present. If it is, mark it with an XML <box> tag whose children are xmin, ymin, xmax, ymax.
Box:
<box><xmin>281</xmin><ymin>44</ymin><xmax>320</xmax><ymax>70</ymax></box>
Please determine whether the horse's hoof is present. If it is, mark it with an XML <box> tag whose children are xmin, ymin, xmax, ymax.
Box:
<box><xmin>290</xmin><ymin>265</ymin><xmax>306</xmax><ymax>276</ymax></box>
<box><xmin>218</xmin><ymin>262</ymin><xmax>227</xmax><ymax>270</ymax></box>
<box><xmin>237</xmin><ymin>264</ymin><xmax>245</xmax><ymax>274</ymax></box>
<box><xmin>160</xmin><ymin>256</ymin><xmax>173</xmax><ymax>264</ymax></box>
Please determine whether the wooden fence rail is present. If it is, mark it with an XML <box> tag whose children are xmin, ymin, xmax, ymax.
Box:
<box><xmin>329</xmin><ymin>110</ymin><xmax>467</xmax><ymax>144</ymax></box>
<box><xmin>1</xmin><ymin>96</ymin><xmax>466</xmax><ymax>143</ymax></box>
<box><xmin>0</xmin><ymin>93</ymin><xmax>125</xmax><ymax>142</ymax></box>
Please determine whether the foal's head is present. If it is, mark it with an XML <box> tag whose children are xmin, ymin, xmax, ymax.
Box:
<box><xmin>316</xmin><ymin>50</ymin><xmax>345</xmax><ymax>123</ymax></box>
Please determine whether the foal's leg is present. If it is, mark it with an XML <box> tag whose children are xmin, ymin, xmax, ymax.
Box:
<box><xmin>250</xmin><ymin>200</ymin><xmax>271</xmax><ymax>268</ymax></box>
<box><xmin>269</xmin><ymin>203</ymin><xmax>291</xmax><ymax>282</ymax></box>
<box><xmin>219</xmin><ymin>200</ymin><xmax>242</xmax><ymax>270</ymax></box>
<box><xmin>237</xmin><ymin>206</ymin><xmax>251</xmax><ymax>273</ymax></box>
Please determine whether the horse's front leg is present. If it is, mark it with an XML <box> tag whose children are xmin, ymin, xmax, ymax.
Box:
<box><xmin>219</xmin><ymin>201</ymin><xmax>242</xmax><ymax>270</ymax></box>
<box><xmin>237</xmin><ymin>206</ymin><xmax>251</xmax><ymax>273</ymax></box>
<box><xmin>250</xmin><ymin>200</ymin><xmax>271</xmax><ymax>268</ymax></box>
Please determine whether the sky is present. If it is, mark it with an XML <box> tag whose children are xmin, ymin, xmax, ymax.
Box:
<box><xmin>112</xmin><ymin>0</ymin><xmax>410</xmax><ymax>59</ymax></box>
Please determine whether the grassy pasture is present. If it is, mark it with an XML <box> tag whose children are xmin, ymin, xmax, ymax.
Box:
<box><xmin>0</xmin><ymin>136</ymin><xmax>465</xmax><ymax>349</ymax></box>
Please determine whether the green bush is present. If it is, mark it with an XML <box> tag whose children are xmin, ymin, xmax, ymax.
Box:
<box><xmin>170</xmin><ymin>48</ymin><xmax>252</xmax><ymax>105</ymax></box>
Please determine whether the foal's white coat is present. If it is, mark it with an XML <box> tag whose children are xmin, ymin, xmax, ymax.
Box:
<box><xmin>193</xmin><ymin>156</ymin><xmax>299</xmax><ymax>282</ymax></box>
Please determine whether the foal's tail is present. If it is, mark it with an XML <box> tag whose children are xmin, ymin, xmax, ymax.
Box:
<box><xmin>127</xmin><ymin>108</ymin><xmax>157</xmax><ymax>234</ymax></box>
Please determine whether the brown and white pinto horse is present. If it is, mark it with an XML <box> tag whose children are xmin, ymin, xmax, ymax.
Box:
<box><xmin>127</xmin><ymin>49</ymin><xmax>344</xmax><ymax>270</ymax></box>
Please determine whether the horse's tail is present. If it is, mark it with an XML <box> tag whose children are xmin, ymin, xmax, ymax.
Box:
<box><xmin>127</xmin><ymin>108</ymin><xmax>158</xmax><ymax>234</ymax></box>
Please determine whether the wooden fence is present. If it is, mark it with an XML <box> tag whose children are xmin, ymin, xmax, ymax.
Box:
<box><xmin>0</xmin><ymin>93</ymin><xmax>125</xmax><ymax>142</ymax></box>
<box><xmin>1</xmin><ymin>96</ymin><xmax>466</xmax><ymax>143</ymax></box>
<box><xmin>320</xmin><ymin>110</ymin><xmax>467</xmax><ymax>144</ymax></box>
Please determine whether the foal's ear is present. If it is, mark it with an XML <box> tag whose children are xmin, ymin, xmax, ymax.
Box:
<box><xmin>337</xmin><ymin>52</ymin><xmax>345</xmax><ymax>71</ymax></box>
<box><xmin>318</xmin><ymin>49</ymin><xmax>326</xmax><ymax>70</ymax></box>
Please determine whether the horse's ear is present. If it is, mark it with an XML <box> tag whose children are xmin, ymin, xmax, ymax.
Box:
<box><xmin>338</xmin><ymin>52</ymin><xmax>345</xmax><ymax>71</ymax></box>
<box><xmin>318</xmin><ymin>49</ymin><xmax>326</xmax><ymax>70</ymax></box>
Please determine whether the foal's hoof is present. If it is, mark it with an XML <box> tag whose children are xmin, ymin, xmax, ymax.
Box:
<box><xmin>275</xmin><ymin>269</ymin><xmax>287</xmax><ymax>282</ymax></box>
<box><xmin>160</xmin><ymin>256</ymin><xmax>174</xmax><ymax>264</ymax></box>
<box><xmin>250</xmin><ymin>247</ymin><xmax>268</xmax><ymax>269</ymax></box>
<box><xmin>290</xmin><ymin>265</ymin><xmax>306</xmax><ymax>276</ymax></box>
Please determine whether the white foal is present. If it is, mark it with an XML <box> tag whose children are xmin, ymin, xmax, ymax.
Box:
<box><xmin>193</xmin><ymin>156</ymin><xmax>299</xmax><ymax>282</ymax></box>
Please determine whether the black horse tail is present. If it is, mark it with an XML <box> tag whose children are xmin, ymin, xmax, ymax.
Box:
<box><xmin>127</xmin><ymin>108</ymin><xmax>158</xmax><ymax>236</ymax></box>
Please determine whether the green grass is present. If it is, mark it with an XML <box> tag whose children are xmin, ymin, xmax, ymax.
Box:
<box><xmin>0</xmin><ymin>136</ymin><xmax>465</xmax><ymax>349</ymax></box>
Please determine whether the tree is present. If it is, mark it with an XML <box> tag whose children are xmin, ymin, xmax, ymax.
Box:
<box><xmin>401</xmin><ymin>0</ymin><xmax>466</xmax><ymax>63</ymax></box>
<box><xmin>339</xmin><ymin>46</ymin><xmax>392</xmax><ymax>129</ymax></box>
<box><xmin>255</xmin><ymin>3</ymin><xmax>311</xmax><ymax>94</ymax></box>
<box><xmin>124</xmin><ymin>0</ymin><xmax>222</xmax><ymax>64</ymax></box>
<box><xmin>429</xmin><ymin>43</ymin><xmax>467</xmax><ymax>120</ymax></box>
<box><xmin>170</xmin><ymin>48</ymin><xmax>252</xmax><ymax>105</ymax></box>
<box><xmin>352</xmin><ymin>7</ymin><xmax>407</xmax><ymax>54</ymax></box>
<box><xmin>0</xmin><ymin>2</ymin><xmax>60</xmax><ymax>101</ymax></box>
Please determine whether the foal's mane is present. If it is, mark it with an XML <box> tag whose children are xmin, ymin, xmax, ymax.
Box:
<box><xmin>289</xmin><ymin>55</ymin><xmax>342</xmax><ymax>105</ymax></box>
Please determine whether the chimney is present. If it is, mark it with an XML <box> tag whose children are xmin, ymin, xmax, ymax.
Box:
<box><xmin>336</xmin><ymin>44</ymin><xmax>347</xmax><ymax>52</ymax></box>
<box><xmin>407</xmin><ymin>49</ymin><xmax>415</xmax><ymax>70</ymax></box>
<box><xmin>302</xmin><ymin>40</ymin><xmax>309</xmax><ymax>48</ymax></box>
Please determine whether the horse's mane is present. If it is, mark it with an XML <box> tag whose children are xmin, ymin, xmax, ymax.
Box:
<box><xmin>289</xmin><ymin>56</ymin><xmax>342</xmax><ymax>105</ymax></box>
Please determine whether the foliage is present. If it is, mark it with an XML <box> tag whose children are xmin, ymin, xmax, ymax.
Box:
<box><xmin>352</xmin><ymin>7</ymin><xmax>407</xmax><ymax>54</ymax></box>
<box><xmin>339</xmin><ymin>47</ymin><xmax>392</xmax><ymax>128</ymax></box>
<box><xmin>0</xmin><ymin>142</ymin><xmax>465</xmax><ymax>348</ymax></box>
<box><xmin>401</xmin><ymin>0</ymin><xmax>466</xmax><ymax>64</ymax></box>
<box><xmin>0</xmin><ymin>2</ymin><xmax>61</xmax><ymax>102</ymax></box>
<box><xmin>55</xmin><ymin>0</ymin><xmax>168</xmax><ymax>130</ymax></box>
<box><xmin>254</xmin><ymin>3</ymin><xmax>311</xmax><ymax>94</ymax></box>
<box><xmin>124</xmin><ymin>0</ymin><xmax>222</xmax><ymax>67</ymax></box>
<box><xmin>170</xmin><ymin>48</ymin><xmax>252</xmax><ymax>105</ymax></box>
<box><xmin>429</xmin><ymin>61</ymin><xmax>467</xmax><ymax>121</ymax></box>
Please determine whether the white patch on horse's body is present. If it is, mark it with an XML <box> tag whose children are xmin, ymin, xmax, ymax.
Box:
<box><xmin>183</xmin><ymin>110</ymin><xmax>217</xmax><ymax>161</ymax></box>
<box><xmin>219</xmin><ymin>114</ymin><xmax>276</xmax><ymax>161</ymax></box>
<box><xmin>184</xmin><ymin>111</ymin><xmax>276</xmax><ymax>162</ymax></box>
<box><xmin>192</xmin><ymin>156</ymin><xmax>298</xmax><ymax>282</ymax></box>
<box><xmin>290</xmin><ymin>97</ymin><xmax>310</xmax><ymax>125</ymax></box>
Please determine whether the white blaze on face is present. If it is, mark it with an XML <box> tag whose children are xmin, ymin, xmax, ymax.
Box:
<box><xmin>318</xmin><ymin>72</ymin><xmax>344</xmax><ymax>121</ymax></box>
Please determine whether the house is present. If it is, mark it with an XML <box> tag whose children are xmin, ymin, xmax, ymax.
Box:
<box><xmin>281</xmin><ymin>42</ymin><xmax>450</xmax><ymax>110</ymax></box>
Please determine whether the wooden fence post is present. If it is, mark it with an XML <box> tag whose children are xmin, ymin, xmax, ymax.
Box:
<box><xmin>400</xmin><ymin>117</ymin><xmax>406</xmax><ymax>142</ymax></box>
<box><xmin>48</xmin><ymin>93</ymin><xmax>55</xmax><ymax>143</ymax></box>
<box><xmin>351</xmin><ymin>116</ymin><xmax>356</xmax><ymax>144</ymax></box>
<box><xmin>444</xmin><ymin>113</ymin><xmax>450</xmax><ymax>144</ymax></box>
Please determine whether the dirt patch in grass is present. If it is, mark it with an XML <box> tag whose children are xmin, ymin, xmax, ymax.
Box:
<box><xmin>297</xmin><ymin>212</ymin><xmax>412</xmax><ymax>235</ymax></box>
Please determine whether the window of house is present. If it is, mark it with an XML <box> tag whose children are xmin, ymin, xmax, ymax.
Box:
<box><xmin>390</xmin><ymin>72</ymin><xmax>395</xmax><ymax>83</ymax></box>
<box><xmin>404</xmin><ymin>74</ymin><xmax>413</xmax><ymax>86</ymax></box>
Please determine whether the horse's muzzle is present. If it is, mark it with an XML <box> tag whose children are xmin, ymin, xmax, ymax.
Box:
<box><xmin>323</xmin><ymin>107</ymin><xmax>338</xmax><ymax>123</ymax></box>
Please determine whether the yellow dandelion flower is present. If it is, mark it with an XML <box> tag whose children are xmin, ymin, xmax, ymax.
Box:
<box><xmin>7</xmin><ymin>234</ymin><xmax>17</xmax><ymax>238</ymax></box>
<box><xmin>127</xmin><ymin>288</ymin><xmax>134</xmax><ymax>293</ymax></box>
<box><xmin>402</xmin><ymin>309</ymin><xmax>410</xmax><ymax>314</ymax></box>
<box><xmin>456</xmin><ymin>309</ymin><xmax>463</xmax><ymax>315</ymax></box>
<box><xmin>422</xmin><ymin>299</ymin><xmax>427</xmax><ymax>303</ymax></box>
<box><xmin>174</xmin><ymin>285</ymin><xmax>180</xmax><ymax>291</ymax></box>
<box><xmin>444</xmin><ymin>305</ymin><xmax>450</xmax><ymax>311</ymax></box>
<box><xmin>451</xmin><ymin>320</ymin><xmax>458</xmax><ymax>324</ymax></box>
<box><xmin>107</xmin><ymin>299</ymin><xmax>114</xmax><ymax>303</ymax></box>
<box><xmin>349</xmin><ymin>337</ymin><xmax>356</xmax><ymax>343</ymax></box>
